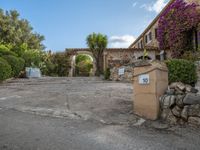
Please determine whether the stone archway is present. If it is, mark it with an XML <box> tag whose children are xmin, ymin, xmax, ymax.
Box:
<box><xmin>68</xmin><ymin>50</ymin><xmax>96</xmax><ymax>77</ymax></box>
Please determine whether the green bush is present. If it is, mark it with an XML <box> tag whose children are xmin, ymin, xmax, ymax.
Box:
<box><xmin>0</xmin><ymin>57</ymin><xmax>12</xmax><ymax>81</ymax></box>
<box><xmin>21</xmin><ymin>50</ymin><xmax>43</xmax><ymax>67</ymax></box>
<box><xmin>51</xmin><ymin>53</ymin><xmax>70</xmax><ymax>76</ymax></box>
<box><xmin>2</xmin><ymin>55</ymin><xmax>25</xmax><ymax>77</ymax></box>
<box><xmin>166</xmin><ymin>59</ymin><xmax>198</xmax><ymax>85</ymax></box>
<box><xmin>104</xmin><ymin>68</ymin><xmax>111</xmax><ymax>80</ymax></box>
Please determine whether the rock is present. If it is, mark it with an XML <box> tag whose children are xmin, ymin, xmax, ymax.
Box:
<box><xmin>165</xmin><ymin>89</ymin><xmax>175</xmax><ymax>95</ymax></box>
<box><xmin>188</xmin><ymin>117</ymin><xmax>200</xmax><ymax>126</ymax></box>
<box><xmin>178</xmin><ymin>119</ymin><xmax>186</xmax><ymax>125</ymax></box>
<box><xmin>185</xmin><ymin>84</ymin><xmax>192</xmax><ymax>93</ymax></box>
<box><xmin>169</xmin><ymin>82</ymin><xmax>179</xmax><ymax>89</ymax></box>
<box><xmin>160</xmin><ymin>108</ymin><xmax>171</xmax><ymax>120</ymax></box>
<box><xmin>176</xmin><ymin>82</ymin><xmax>186</xmax><ymax>91</ymax></box>
<box><xmin>161</xmin><ymin>109</ymin><xmax>178</xmax><ymax>125</ymax></box>
<box><xmin>191</xmin><ymin>87</ymin><xmax>199</xmax><ymax>94</ymax></box>
<box><xmin>188</xmin><ymin>104</ymin><xmax>200</xmax><ymax>117</ymax></box>
<box><xmin>183</xmin><ymin>93</ymin><xmax>200</xmax><ymax>105</ymax></box>
<box><xmin>160</xmin><ymin>95</ymin><xmax>175</xmax><ymax>109</ymax></box>
<box><xmin>175</xmin><ymin>95</ymin><xmax>185</xmax><ymax>108</ymax></box>
<box><xmin>175</xmin><ymin>87</ymin><xmax>185</xmax><ymax>95</ymax></box>
<box><xmin>166</xmin><ymin>110</ymin><xmax>178</xmax><ymax>125</ymax></box>
<box><xmin>181</xmin><ymin>106</ymin><xmax>189</xmax><ymax>121</ymax></box>
<box><xmin>171</xmin><ymin>106</ymin><xmax>182</xmax><ymax>117</ymax></box>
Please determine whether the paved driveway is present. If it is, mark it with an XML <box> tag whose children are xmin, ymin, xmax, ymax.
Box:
<box><xmin>0</xmin><ymin>77</ymin><xmax>200</xmax><ymax>150</ymax></box>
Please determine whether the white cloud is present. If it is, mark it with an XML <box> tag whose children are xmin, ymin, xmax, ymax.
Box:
<box><xmin>141</xmin><ymin>0</ymin><xmax>169</xmax><ymax>13</ymax></box>
<box><xmin>132</xmin><ymin>2</ymin><xmax>137</xmax><ymax>7</ymax></box>
<box><xmin>109</xmin><ymin>35</ymin><xmax>135</xmax><ymax>48</ymax></box>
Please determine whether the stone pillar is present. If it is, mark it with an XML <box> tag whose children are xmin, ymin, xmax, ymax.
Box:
<box><xmin>68</xmin><ymin>55</ymin><xmax>76</xmax><ymax>77</ymax></box>
<box><xmin>103</xmin><ymin>51</ymin><xmax>108</xmax><ymax>71</ymax></box>
<box><xmin>133</xmin><ymin>61</ymin><xmax>168</xmax><ymax>120</ymax></box>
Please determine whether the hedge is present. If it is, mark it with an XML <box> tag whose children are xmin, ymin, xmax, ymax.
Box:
<box><xmin>0</xmin><ymin>57</ymin><xmax>12</xmax><ymax>81</ymax></box>
<box><xmin>2</xmin><ymin>55</ymin><xmax>25</xmax><ymax>77</ymax></box>
<box><xmin>166</xmin><ymin>59</ymin><xmax>198</xmax><ymax>85</ymax></box>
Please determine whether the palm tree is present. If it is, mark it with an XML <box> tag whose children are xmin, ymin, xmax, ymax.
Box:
<box><xmin>86</xmin><ymin>33</ymin><xmax>108</xmax><ymax>76</ymax></box>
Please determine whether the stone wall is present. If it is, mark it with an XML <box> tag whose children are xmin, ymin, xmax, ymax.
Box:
<box><xmin>160</xmin><ymin>82</ymin><xmax>200</xmax><ymax>126</ymax></box>
<box><xmin>104</xmin><ymin>48</ymin><xmax>158</xmax><ymax>71</ymax></box>
<box><xmin>109</xmin><ymin>60</ymin><xmax>153</xmax><ymax>82</ymax></box>
<box><xmin>110</xmin><ymin>65</ymin><xmax>134</xmax><ymax>82</ymax></box>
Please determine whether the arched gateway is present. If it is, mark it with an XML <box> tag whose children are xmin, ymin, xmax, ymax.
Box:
<box><xmin>66</xmin><ymin>49</ymin><xmax>96</xmax><ymax>77</ymax></box>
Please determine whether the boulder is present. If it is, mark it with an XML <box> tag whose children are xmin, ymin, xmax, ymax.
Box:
<box><xmin>178</xmin><ymin>119</ymin><xmax>186</xmax><ymax>125</ymax></box>
<box><xmin>191</xmin><ymin>87</ymin><xmax>199</xmax><ymax>94</ymax></box>
<box><xmin>188</xmin><ymin>117</ymin><xmax>200</xmax><ymax>126</ymax></box>
<box><xmin>166</xmin><ymin>110</ymin><xmax>178</xmax><ymax>125</ymax></box>
<box><xmin>175</xmin><ymin>95</ymin><xmax>185</xmax><ymax>108</ymax></box>
<box><xmin>165</xmin><ymin>89</ymin><xmax>175</xmax><ymax>95</ymax></box>
<box><xmin>185</xmin><ymin>84</ymin><xmax>192</xmax><ymax>93</ymax></box>
<box><xmin>183</xmin><ymin>93</ymin><xmax>200</xmax><ymax>105</ymax></box>
<box><xmin>160</xmin><ymin>95</ymin><xmax>175</xmax><ymax>109</ymax></box>
<box><xmin>171</xmin><ymin>106</ymin><xmax>182</xmax><ymax>117</ymax></box>
<box><xmin>181</xmin><ymin>106</ymin><xmax>189</xmax><ymax>121</ymax></box>
<box><xmin>160</xmin><ymin>108</ymin><xmax>171</xmax><ymax>120</ymax></box>
<box><xmin>176</xmin><ymin>82</ymin><xmax>186</xmax><ymax>91</ymax></box>
<box><xmin>169</xmin><ymin>82</ymin><xmax>179</xmax><ymax>89</ymax></box>
<box><xmin>161</xmin><ymin>109</ymin><xmax>178</xmax><ymax>125</ymax></box>
<box><xmin>188</xmin><ymin>104</ymin><xmax>200</xmax><ymax>117</ymax></box>
<box><xmin>169</xmin><ymin>82</ymin><xmax>186</xmax><ymax>91</ymax></box>
<box><xmin>175</xmin><ymin>87</ymin><xmax>185</xmax><ymax>95</ymax></box>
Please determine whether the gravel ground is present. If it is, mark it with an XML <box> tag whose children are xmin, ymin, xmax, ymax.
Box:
<box><xmin>0</xmin><ymin>77</ymin><xmax>200</xmax><ymax>150</ymax></box>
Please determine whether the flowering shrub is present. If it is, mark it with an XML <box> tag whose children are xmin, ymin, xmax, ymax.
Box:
<box><xmin>158</xmin><ymin>0</ymin><xmax>200</xmax><ymax>58</ymax></box>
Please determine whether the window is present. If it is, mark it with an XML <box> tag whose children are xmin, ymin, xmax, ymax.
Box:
<box><xmin>149</xmin><ymin>32</ymin><xmax>152</xmax><ymax>41</ymax></box>
<box><xmin>137</xmin><ymin>43</ymin><xmax>140</xmax><ymax>48</ymax></box>
<box><xmin>137</xmin><ymin>40</ymin><xmax>143</xmax><ymax>48</ymax></box>
<box><xmin>145</xmin><ymin>32</ymin><xmax>152</xmax><ymax>44</ymax></box>
<box><xmin>145</xmin><ymin>35</ymin><xmax>147</xmax><ymax>43</ymax></box>
<box><xmin>140</xmin><ymin>40</ymin><xmax>143</xmax><ymax>48</ymax></box>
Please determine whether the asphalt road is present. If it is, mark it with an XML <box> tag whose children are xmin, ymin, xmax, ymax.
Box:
<box><xmin>0</xmin><ymin>77</ymin><xmax>200</xmax><ymax>150</ymax></box>
<box><xmin>1</xmin><ymin>108</ymin><xmax>200</xmax><ymax>150</ymax></box>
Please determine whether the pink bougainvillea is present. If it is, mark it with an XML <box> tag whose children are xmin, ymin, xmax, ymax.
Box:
<box><xmin>158</xmin><ymin>0</ymin><xmax>200</xmax><ymax>58</ymax></box>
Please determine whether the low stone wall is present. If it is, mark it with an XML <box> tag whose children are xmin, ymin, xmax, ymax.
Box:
<box><xmin>160</xmin><ymin>82</ymin><xmax>200</xmax><ymax>126</ymax></box>
<box><xmin>110</xmin><ymin>65</ymin><xmax>134</xmax><ymax>82</ymax></box>
<box><xmin>109</xmin><ymin>60</ymin><xmax>152</xmax><ymax>82</ymax></box>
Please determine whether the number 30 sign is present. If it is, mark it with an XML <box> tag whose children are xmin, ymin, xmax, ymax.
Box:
<box><xmin>139</xmin><ymin>74</ymin><xmax>150</xmax><ymax>85</ymax></box>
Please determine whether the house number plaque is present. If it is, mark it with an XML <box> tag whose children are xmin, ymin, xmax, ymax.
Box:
<box><xmin>139</xmin><ymin>74</ymin><xmax>150</xmax><ymax>85</ymax></box>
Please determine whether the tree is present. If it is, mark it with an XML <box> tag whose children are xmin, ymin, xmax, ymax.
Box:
<box><xmin>0</xmin><ymin>9</ymin><xmax>45</xmax><ymax>50</ymax></box>
<box><xmin>86</xmin><ymin>33</ymin><xmax>107</xmax><ymax>76</ymax></box>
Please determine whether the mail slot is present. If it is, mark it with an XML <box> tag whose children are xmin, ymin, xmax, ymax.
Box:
<box><xmin>133</xmin><ymin>61</ymin><xmax>168</xmax><ymax>120</ymax></box>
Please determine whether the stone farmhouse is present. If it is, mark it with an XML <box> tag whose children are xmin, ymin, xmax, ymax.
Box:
<box><xmin>129</xmin><ymin>0</ymin><xmax>200</xmax><ymax>58</ymax></box>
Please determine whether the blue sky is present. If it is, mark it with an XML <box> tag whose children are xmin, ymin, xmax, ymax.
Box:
<box><xmin>0</xmin><ymin>0</ymin><xmax>169</xmax><ymax>51</ymax></box>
